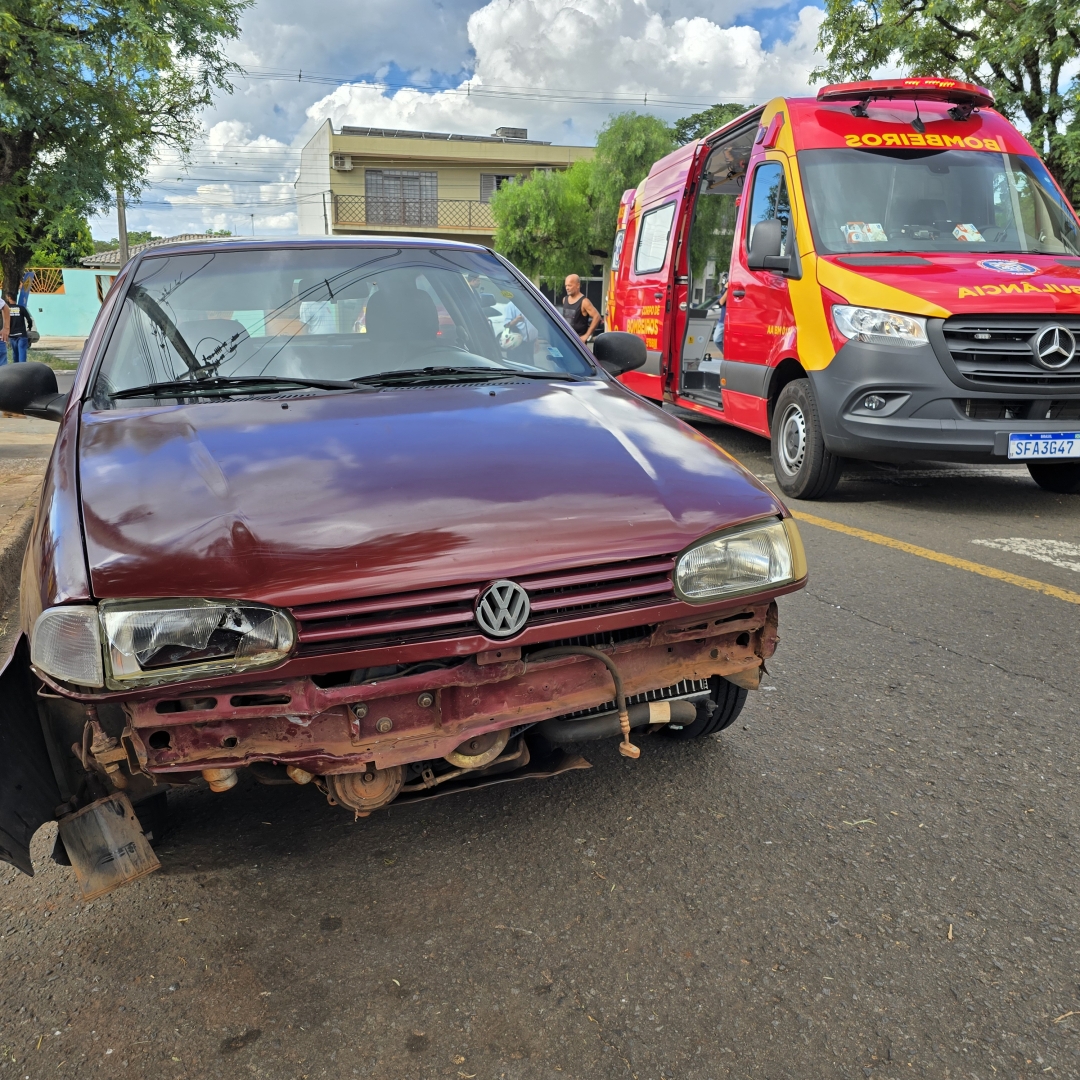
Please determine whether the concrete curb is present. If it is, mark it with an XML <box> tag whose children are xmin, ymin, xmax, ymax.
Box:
<box><xmin>0</xmin><ymin>483</ymin><xmax>41</xmax><ymax>614</ymax></box>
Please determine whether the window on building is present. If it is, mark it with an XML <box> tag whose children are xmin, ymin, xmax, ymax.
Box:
<box><xmin>480</xmin><ymin>174</ymin><xmax>517</xmax><ymax>203</ymax></box>
<box><xmin>364</xmin><ymin>170</ymin><xmax>438</xmax><ymax>226</ymax></box>
<box><xmin>633</xmin><ymin>202</ymin><xmax>677</xmax><ymax>275</ymax></box>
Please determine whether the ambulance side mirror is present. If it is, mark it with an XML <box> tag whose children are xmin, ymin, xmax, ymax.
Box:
<box><xmin>593</xmin><ymin>331</ymin><xmax>647</xmax><ymax>376</ymax></box>
<box><xmin>747</xmin><ymin>219</ymin><xmax>800</xmax><ymax>278</ymax></box>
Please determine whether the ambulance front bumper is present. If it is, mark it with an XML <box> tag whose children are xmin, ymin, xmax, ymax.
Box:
<box><xmin>808</xmin><ymin>339</ymin><xmax>1080</xmax><ymax>463</ymax></box>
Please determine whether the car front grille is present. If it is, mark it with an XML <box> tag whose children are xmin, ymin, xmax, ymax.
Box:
<box><xmin>940</xmin><ymin>316</ymin><xmax>1080</xmax><ymax>387</ymax></box>
<box><xmin>291</xmin><ymin>555</ymin><xmax>676</xmax><ymax>655</ymax></box>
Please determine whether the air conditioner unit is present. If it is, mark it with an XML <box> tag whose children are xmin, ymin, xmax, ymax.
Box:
<box><xmin>332</xmin><ymin>153</ymin><xmax>353</xmax><ymax>171</ymax></box>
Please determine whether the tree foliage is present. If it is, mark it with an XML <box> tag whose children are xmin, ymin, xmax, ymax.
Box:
<box><xmin>673</xmin><ymin>103</ymin><xmax>754</xmax><ymax>144</ymax></box>
<box><xmin>0</xmin><ymin>0</ymin><xmax>248</xmax><ymax>290</ymax></box>
<box><xmin>813</xmin><ymin>0</ymin><xmax>1080</xmax><ymax>199</ymax></box>
<box><xmin>28</xmin><ymin>208</ymin><xmax>93</xmax><ymax>266</ymax></box>
<box><xmin>491</xmin><ymin>112</ymin><xmax>676</xmax><ymax>279</ymax></box>
<box><xmin>489</xmin><ymin>163</ymin><xmax>593</xmax><ymax>280</ymax></box>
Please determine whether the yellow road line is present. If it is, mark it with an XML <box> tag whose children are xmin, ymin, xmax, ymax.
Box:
<box><xmin>791</xmin><ymin>510</ymin><xmax>1080</xmax><ymax>606</ymax></box>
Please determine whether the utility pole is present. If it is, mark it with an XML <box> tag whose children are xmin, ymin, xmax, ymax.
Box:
<box><xmin>116</xmin><ymin>183</ymin><xmax>130</xmax><ymax>265</ymax></box>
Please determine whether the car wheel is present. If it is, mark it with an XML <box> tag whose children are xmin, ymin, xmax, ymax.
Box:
<box><xmin>663</xmin><ymin>676</ymin><xmax>748</xmax><ymax>740</ymax></box>
<box><xmin>1027</xmin><ymin>461</ymin><xmax>1080</xmax><ymax>493</ymax></box>
<box><xmin>771</xmin><ymin>379</ymin><xmax>843</xmax><ymax>499</ymax></box>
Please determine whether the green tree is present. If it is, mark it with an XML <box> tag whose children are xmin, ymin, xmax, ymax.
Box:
<box><xmin>490</xmin><ymin>164</ymin><xmax>593</xmax><ymax>281</ymax></box>
<box><xmin>813</xmin><ymin>0</ymin><xmax>1080</xmax><ymax>199</ymax></box>
<box><xmin>673</xmin><ymin>103</ymin><xmax>754</xmax><ymax>145</ymax></box>
<box><xmin>0</xmin><ymin>0</ymin><xmax>247</xmax><ymax>292</ymax></box>
<box><xmin>29</xmin><ymin>209</ymin><xmax>94</xmax><ymax>266</ymax></box>
<box><xmin>492</xmin><ymin>112</ymin><xmax>677</xmax><ymax>275</ymax></box>
<box><xmin>586</xmin><ymin>112</ymin><xmax>676</xmax><ymax>257</ymax></box>
<box><xmin>93</xmin><ymin>230</ymin><xmax>159</xmax><ymax>254</ymax></box>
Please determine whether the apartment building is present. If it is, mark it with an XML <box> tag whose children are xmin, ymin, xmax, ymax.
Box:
<box><xmin>296</xmin><ymin>121</ymin><xmax>594</xmax><ymax>244</ymax></box>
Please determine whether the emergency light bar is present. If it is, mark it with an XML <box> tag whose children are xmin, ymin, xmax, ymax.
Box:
<box><xmin>817</xmin><ymin>77</ymin><xmax>994</xmax><ymax>108</ymax></box>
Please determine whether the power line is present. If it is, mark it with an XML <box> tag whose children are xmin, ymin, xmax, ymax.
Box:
<box><xmin>234</xmin><ymin>66</ymin><xmax>755</xmax><ymax>110</ymax></box>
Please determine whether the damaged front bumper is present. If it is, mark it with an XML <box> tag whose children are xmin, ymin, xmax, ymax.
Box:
<box><xmin>2</xmin><ymin>601</ymin><xmax>780</xmax><ymax>881</ymax></box>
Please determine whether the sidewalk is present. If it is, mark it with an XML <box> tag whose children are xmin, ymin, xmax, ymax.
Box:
<box><xmin>0</xmin><ymin>414</ymin><xmax>57</xmax><ymax>654</ymax></box>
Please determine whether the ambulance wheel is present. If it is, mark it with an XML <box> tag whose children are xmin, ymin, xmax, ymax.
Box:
<box><xmin>663</xmin><ymin>676</ymin><xmax>747</xmax><ymax>740</ymax></box>
<box><xmin>1027</xmin><ymin>462</ymin><xmax>1080</xmax><ymax>494</ymax></box>
<box><xmin>771</xmin><ymin>379</ymin><xmax>843</xmax><ymax>499</ymax></box>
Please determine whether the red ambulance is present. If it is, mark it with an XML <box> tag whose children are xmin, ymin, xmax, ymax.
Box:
<box><xmin>608</xmin><ymin>78</ymin><xmax>1080</xmax><ymax>497</ymax></box>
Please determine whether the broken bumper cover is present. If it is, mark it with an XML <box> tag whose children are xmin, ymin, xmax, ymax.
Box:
<box><xmin>117</xmin><ymin>603</ymin><xmax>780</xmax><ymax>777</ymax></box>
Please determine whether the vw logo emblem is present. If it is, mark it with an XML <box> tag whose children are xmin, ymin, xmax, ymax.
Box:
<box><xmin>1032</xmin><ymin>324</ymin><xmax>1077</xmax><ymax>370</ymax></box>
<box><xmin>474</xmin><ymin>580</ymin><xmax>530</xmax><ymax>638</ymax></box>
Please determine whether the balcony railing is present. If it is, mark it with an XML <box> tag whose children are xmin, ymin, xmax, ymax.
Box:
<box><xmin>333</xmin><ymin>194</ymin><xmax>495</xmax><ymax>231</ymax></box>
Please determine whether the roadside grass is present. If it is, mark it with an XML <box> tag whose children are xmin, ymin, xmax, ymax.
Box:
<box><xmin>27</xmin><ymin>351</ymin><xmax>78</xmax><ymax>370</ymax></box>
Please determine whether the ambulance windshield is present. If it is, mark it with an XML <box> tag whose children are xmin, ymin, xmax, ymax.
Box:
<box><xmin>799</xmin><ymin>149</ymin><xmax>1080</xmax><ymax>256</ymax></box>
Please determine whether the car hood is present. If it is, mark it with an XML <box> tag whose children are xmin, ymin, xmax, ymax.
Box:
<box><xmin>79</xmin><ymin>380</ymin><xmax>784</xmax><ymax>607</ymax></box>
<box><xmin>818</xmin><ymin>253</ymin><xmax>1080</xmax><ymax>316</ymax></box>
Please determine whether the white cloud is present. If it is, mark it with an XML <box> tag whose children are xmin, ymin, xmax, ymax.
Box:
<box><xmin>308</xmin><ymin>0</ymin><xmax>823</xmax><ymax>142</ymax></box>
<box><xmin>92</xmin><ymin>0</ymin><xmax>824</xmax><ymax>240</ymax></box>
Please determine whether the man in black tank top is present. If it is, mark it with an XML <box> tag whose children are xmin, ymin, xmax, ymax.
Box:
<box><xmin>561</xmin><ymin>274</ymin><xmax>600</xmax><ymax>342</ymax></box>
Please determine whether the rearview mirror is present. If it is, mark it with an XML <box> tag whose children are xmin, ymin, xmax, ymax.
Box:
<box><xmin>592</xmin><ymin>331</ymin><xmax>647</xmax><ymax>376</ymax></box>
<box><xmin>0</xmin><ymin>361</ymin><xmax>66</xmax><ymax>421</ymax></box>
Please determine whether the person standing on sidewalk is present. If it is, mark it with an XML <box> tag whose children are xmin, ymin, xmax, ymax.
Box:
<box><xmin>0</xmin><ymin>293</ymin><xmax>9</xmax><ymax>365</ymax></box>
<box><xmin>561</xmin><ymin>274</ymin><xmax>600</xmax><ymax>343</ymax></box>
<box><xmin>4</xmin><ymin>292</ymin><xmax>32</xmax><ymax>363</ymax></box>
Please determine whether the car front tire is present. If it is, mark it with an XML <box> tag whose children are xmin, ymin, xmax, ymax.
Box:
<box><xmin>771</xmin><ymin>379</ymin><xmax>843</xmax><ymax>500</ymax></box>
<box><xmin>663</xmin><ymin>676</ymin><xmax>748</xmax><ymax>740</ymax></box>
<box><xmin>1027</xmin><ymin>461</ymin><xmax>1080</xmax><ymax>493</ymax></box>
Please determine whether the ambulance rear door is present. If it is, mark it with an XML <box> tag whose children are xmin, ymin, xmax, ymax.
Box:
<box><xmin>616</xmin><ymin>142</ymin><xmax>700</xmax><ymax>401</ymax></box>
<box><xmin>672</xmin><ymin>112</ymin><xmax>763</xmax><ymax>416</ymax></box>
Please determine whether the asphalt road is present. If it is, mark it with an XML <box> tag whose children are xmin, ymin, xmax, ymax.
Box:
<box><xmin>2</xmin><ymin>421</ymin><xmax>1079</xmax><ymax>1080</ymax></box>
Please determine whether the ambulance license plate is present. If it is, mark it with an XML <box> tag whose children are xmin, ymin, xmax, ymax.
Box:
<box><xmin>1008</xmin><ymin>433</ymin><xmax>1080</xmax><ymax>459</ymax></box>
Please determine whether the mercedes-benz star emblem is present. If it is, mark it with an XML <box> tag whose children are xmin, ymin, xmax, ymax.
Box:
<box><xmin>1032</xmin><ymin>324</ymin><xmax>1077</xmax><ymax>370</ymax></box>
<box><xmin>474</xmin><ymin>580</ymin><xmax>530</xmax><ymax>638</ymax></box>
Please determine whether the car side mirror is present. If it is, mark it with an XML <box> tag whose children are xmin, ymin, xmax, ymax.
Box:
<box><xmin>593</xmin><ymin>331</ymin><xmax>647</xmax><ymax>376</ymax></box>
<box><xmin>0</xmin><ymin>361</ymin><xmax>66</xmax><ymax>421</ymax></box>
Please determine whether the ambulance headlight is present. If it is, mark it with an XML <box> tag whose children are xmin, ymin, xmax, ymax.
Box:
<box><xmin>832</xmin><ymin>305</ymin><xmax>928</xmax><ymax>348</ymax></box>
<box><xmin>674</xmin><ymin>518</ymin><xmax>807</xmax><ymax>602</ymax></box>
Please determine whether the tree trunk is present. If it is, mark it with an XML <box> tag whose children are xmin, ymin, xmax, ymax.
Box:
<box><xmin>1</xmin><ymin>248</ymin><xmax>30</xmax><ymax>301</ymax></box>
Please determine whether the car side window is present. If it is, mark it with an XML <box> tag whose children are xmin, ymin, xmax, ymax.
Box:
<box><xmin>634</xmin><ymin>202</ymin><xmax>676</xmax><ymax>275</ymax></box>
<box><xmin>746</xmin><ymin>162</ymin><xmax>791</xmax><ymax>256</ymax></box>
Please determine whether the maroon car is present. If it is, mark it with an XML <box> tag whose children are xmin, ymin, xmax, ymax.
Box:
<box><xmin>0</xmin><ymin>238</ymin><xmax>806</xmax><ymax>895</ymax></box>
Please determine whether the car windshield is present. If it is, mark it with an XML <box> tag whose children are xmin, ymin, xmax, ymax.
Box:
<box><xmin>798</xmin><ymin>148</ymin><xmax>1080</xmax><ymax>256</ymax></box>
<box><xmin>92</xmin><ymin>245</ymin><xmax>592</xmax><ymax>405</ymax></box>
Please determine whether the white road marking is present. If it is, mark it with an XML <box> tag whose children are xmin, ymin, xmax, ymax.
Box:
<box><xmin>972</xmin><ymin>537</ymin><xmax>1080</xmax><ymax>573</ymax></box>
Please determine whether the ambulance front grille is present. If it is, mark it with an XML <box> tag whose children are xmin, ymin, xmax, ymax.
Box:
<box><xmin>941</xmin><ymin>315</ymin><xmax>1080</xmax><ymax>386</ymax></box>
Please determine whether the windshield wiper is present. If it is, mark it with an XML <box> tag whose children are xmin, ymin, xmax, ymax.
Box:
<box><xmin>108</xmin><ymin>375</ymin><xmax>363</xmax><ymax>400</ymax></box>
<box><xmin>356</xmin><ymin>366</ymin><xmax>581</xmax><ymax>386</ymax></box>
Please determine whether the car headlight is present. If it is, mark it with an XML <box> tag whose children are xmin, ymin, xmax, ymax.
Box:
<box><xmin>832</xmin><ymin>305</ymin><xmax>928</xmax><ymax>348</ymax></box>
<box><xmin>31</xmin><ymin>599</ymin><xmax>295</xmax><ymax>689</ymax></box>
<box><xmin>674</xmin><ymin>518</ymin><xmax>807</xmax><ymax>603</ymax></box>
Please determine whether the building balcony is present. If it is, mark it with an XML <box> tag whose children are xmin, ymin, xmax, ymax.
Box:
<box><xmin>332</xmin><ymin>194</ymin><xmax>496</xmax><ymax>232</ymax></box>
